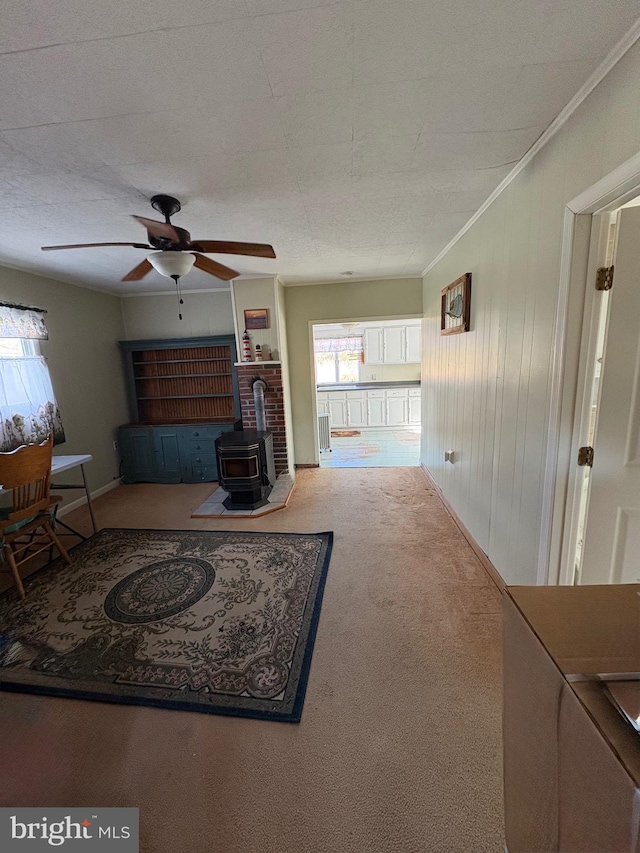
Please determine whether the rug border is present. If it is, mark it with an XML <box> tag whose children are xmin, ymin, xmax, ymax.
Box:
<box><xmin>0</xmin><ymin>528</ymin><xmax>334</xmax><ymax>724</ymax></box>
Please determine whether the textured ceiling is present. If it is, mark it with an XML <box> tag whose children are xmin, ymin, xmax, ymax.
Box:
<box><xmin>0</xmin><ymin>0</ymin><xmax>637</xmax><ymax>293</ymax></box>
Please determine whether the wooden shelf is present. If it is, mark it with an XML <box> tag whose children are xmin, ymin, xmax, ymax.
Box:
<box><xmin>138</xmin><ymin>394</ymin><xmax>232</xmax><ymax>400</ymax></box>
<box><xmin>132</xmin><ymin>358</ymin><xmax>230</xmax><ymax>365</ymax></box>
<box><xmin>135</xmin><ymin>373</ymin><xmax>231</xmax><ymax>380</ymax></box>
<box><xmin>120</xmin><ymin>336</ymin><xmax>240</xmax><ymax>427</ymax></box>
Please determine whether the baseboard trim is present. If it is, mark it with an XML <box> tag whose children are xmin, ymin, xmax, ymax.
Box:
<box><xmin>295</xmin><ymin>463</ymin><xmax>320</xmax><ymax>469</ymax></box>
<box><xmin>56</xmin><ymin>478</ymin><xmax>122</xmax><ymax>518</ymax></box>
<box><xmin>420</xmin><ymin>465</ymin><xmax>505</xmax><ymax>592</ymax></box>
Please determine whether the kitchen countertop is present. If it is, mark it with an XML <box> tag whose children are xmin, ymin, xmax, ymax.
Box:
<box><xmin>317</xmin><ymin>381</ymin><xmax>420</xmax><ymax>391</ymax></box>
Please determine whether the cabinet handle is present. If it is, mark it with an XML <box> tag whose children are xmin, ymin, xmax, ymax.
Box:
<box><xmin>196</xmin><ymin>457</ymin><xmax>201</xmax><ymax>462</ymax></box>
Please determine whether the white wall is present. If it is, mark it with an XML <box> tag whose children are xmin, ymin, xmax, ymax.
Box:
<box><xmin>121</xmin><ymin>290</ymin><xmax>234</xmax><ymax>340</ymax></box>
<box><xmin>0</xmin><ymin>268</ymin><xmax>128</xmax><ymax>498</ymax></box>
<box><xmin>421</xmin><ymin>40</ymin><xmax>640</xmax><ymax>586</ymax></box>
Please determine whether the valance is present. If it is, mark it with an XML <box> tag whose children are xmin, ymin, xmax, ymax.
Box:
<box><xmin>0</xmin><ymin>302</ymin><xmax>48</xmax><ymax>340</ymax></box>
<box><xmin>314</xmin><ymin>336</ymin><xmax>363</xmax><ymax>353</ymax></box>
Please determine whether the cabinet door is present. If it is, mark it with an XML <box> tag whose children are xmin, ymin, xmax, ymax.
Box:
<box><xmin>328</xmin><ymin>398</ymin><xmax>348</xmax><ymax>427</ymax></box>
<box><xmin>405</xmin><ymin>325</ymin><xmax>421</xmax><ymax>363</ymax></box>
<box><xmin>367</xmin><ymin>398</ymin><xmax>385</xmax><ymax>426</ymax></box>
<box><xmin>316</xmin><ymin>392</ymin><xmax>329</xmax><ymax>415</ymax></box>
<box><xmin>383</xmin><ymin>327</ymin><xmax>405</xmax><ymax>363</ymax></box>
<box><xmin>119</xmin><ymin>427</ymin><xmax>156</xmax><ymax>483</ymax></box>
<box><xmin>408</xmin><ymin>396</ymin><xmax>421</xmax><ymax>424</ymax></box>
<box><xmin>364</xmin><ymin>328</ymin><xmax>383</xmax><ymax>364</ymax></box>
<box><xmin>347</xmin><ymin>398</ymin><xmax>367</xmax><ymax>427</ymax></box>
<box><xmin>153</xmin><ymin>428</ymin><xmax>182</xmax><ymax>483</ymax></box>
<box><xmin>386</xmin><ymin>396</ymin><xmax>407</xmax><ymax>425</ymax></box>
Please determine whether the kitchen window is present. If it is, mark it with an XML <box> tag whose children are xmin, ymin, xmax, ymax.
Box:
<box><xmin>314</xmin><ymin>337</ymin><xmax>363</xmax><ymax>384</ymax></box>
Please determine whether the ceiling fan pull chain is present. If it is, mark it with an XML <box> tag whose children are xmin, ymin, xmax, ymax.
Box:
<box><xmin>172</xmin><ymin>274</ymin><xmax>183</xmax><ymax>320</ymax></box>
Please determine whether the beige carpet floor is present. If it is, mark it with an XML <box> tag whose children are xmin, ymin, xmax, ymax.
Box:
<box><xmin>0</xmin><ymin>467</ymin><xmax>504</xmax><ymax>853</ymax></box>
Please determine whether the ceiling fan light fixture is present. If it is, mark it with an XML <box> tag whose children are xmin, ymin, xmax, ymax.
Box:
<box><xmin>147</xmin><ymin>250</ymin><xmax>196</xmax><ymax>279</ymax></box>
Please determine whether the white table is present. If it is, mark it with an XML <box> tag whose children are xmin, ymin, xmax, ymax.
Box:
<box><xmin>51</xmin><ymin>454</ymin><xmax>97</xmax><ymax>537</ymax></box>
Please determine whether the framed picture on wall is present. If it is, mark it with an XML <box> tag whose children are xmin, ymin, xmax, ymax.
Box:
<box><xmin>441</xmin><ymin>273</ymin><xmax>471</xmax><ymax>335</ymax></box>
<box><xmin>244</xmin><ymin>308</ymin><xmax>269</xmax><ymax>330</ymax></box>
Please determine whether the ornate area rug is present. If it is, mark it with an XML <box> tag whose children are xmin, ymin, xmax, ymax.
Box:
<box><xmin>0</xmin><ymin>528</ymin><xmax>333</xmax><ymax>722</ymax></box>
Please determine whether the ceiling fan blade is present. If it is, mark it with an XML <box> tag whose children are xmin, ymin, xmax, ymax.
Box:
<box><xmin>190</xmin><ymin>240</ymin><xmax>276</xmax><ymax>258</ymax></box>
<box><xmin>193</xmin><ymin>253</ymin><xmax>238</xmax><ymax>281</ymax></box>
<box><xmin>42</xmin><ymin>242</ymin><xmax>150</xmax><ymax>251</ymax></box>
<box><xmin>131</xmin><ymin>215</ymin><xmax>181</xmax><ymax>243</ymax></box>
<box><xmin>121</xmin><ymin>259</ymin><xmax>153</xmax><ymax>282</ymax></box>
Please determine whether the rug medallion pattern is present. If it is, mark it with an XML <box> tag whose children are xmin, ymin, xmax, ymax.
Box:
<box><xmin>0</xmin><ymin>529</ymin><xmax>333</xmax><ymax>721</ymax></box>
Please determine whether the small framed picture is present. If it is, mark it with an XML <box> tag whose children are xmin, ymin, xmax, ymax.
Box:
<box><xmin>441</xmin><ymin>273</ymin><xmax>471</xmax><ymax>335</ymax></box>
<box><xmin>244</xmin><ymin>308</ymin><xmax>269</xmax><ymax>330</ymax></box>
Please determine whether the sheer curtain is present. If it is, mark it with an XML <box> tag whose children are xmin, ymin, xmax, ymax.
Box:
<box><xmin>0</xmin><ymin>303</ymin><xmax>65</xmax><ymax>452</ymax></box>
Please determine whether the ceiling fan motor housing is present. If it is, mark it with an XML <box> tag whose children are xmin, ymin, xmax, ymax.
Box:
<box><xmin>150</xmin><ymin>194</ymin><xmax>182</xmax><ymax>221</ymax></box>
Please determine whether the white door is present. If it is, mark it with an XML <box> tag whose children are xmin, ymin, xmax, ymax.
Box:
<box><xmin>328</xmin><ymin>398</ymin><xmax>348</xmax><ymax>428</ymax></box>
<box><xmin>405</xmin><ymin>325</ymin><xmax>421</xmax><ymax>363</ymax></box>
<box><xmin>383</xmin><ymin>327</ymin><xmax>404</xmax><ymax>363</ymax></box>
<box><xmin>347</xmin><ymin>398</ymin><xmax>367</xmax><ymax>427</ymax></box>
<box><xmin>364</xmin><ymin>328</ymin><xmax>383</xmax><ymax>363</ymax></box>
<box><xmin>581</xmin><ymin>206</ymin><xmax>640</xmax><ymax>584</ymax></box>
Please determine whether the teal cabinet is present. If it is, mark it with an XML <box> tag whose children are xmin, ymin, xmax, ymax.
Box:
<box><xmin>119</xmin><ymin>427</ymin><xmax>156</xmax><ymax>483</ymax></box>
<box><xmin>119</xmin><ymin>423</ymin><xmax>238</xmax><ymax>484</ymax></box>
<box><xmin>118</xmin><ymin>335</ymin><xmax>242</xmax><ymax>485</ymax></box>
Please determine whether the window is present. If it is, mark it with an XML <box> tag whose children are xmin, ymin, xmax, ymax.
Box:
<box><xmin>0</xmin><ymin>339</ymin><xmax>40</xmax><ymax>358</ymax></box>
<box><xmin>0</xmin><ymin>304</ymin><xmax>64</xmax><ymax>451</ymax></box>
<box><xmin>314</xmin><ymin>336</ymin><xmax>362</xmax><ymax>384</ymax></box>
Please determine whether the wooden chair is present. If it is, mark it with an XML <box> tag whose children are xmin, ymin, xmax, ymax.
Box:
<box><xmin>0</xmin><ymin>436</ymin><xmax>71</xmax><ymax>598</ymax></box>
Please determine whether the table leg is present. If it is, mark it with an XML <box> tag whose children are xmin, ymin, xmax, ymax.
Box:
<box><xmin>81</xmin><ymin>464</ymin><xmax>98</xmax><ymax>534</ymax></box>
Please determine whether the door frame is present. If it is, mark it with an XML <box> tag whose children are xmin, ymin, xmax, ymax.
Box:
<box><xmin>308</xmin><ymin>313</ymin><xmax>423</xmax><ymax>464</ymax></box>
<box><xmin>542</xmin><ymin>151</ymin><xmax>640</xmax><ymax>585</ymax></box>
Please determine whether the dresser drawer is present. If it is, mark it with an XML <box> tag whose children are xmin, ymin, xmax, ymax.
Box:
<box><xmin>185</xmin><ymin>465</ymin><xmax>218</xmax><ymax>483</ymax></box>
<box><xmin>185</xmin><ymin>426</ymin><xmax>224</xmax><ymax>439</ymax></box>
<box><xmin>366</xmin><ymin>389</ymin><xmax>385</xmax><ymax>399</ymax></box>
<box><xmin>188</xmin><ymin>439</ymin><xmax>217</xmax><ymax>453</ymax></box>
<box><xmin>386</xmin><ymin>388</ymin><xmax>410</xmax><ymax>398</ymax></box>
<box><xmin>408</xmin><ymin>387</ymin><xmax>422</xmax><ymax>397</ymax></box>
<box><xmin>188</xmin><ymin>451</ymin><xmax>217</xmax><ymax>466</ymax></box>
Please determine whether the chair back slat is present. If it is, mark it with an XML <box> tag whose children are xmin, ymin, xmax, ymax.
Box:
<box><xmin>0</xmin><ymin>437</ymin><xmax>54</xmax><ymax>523</ymax></box>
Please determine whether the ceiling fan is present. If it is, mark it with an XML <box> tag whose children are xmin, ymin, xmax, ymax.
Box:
<box><xmin>41</xmin><ymin>194</ymin><xmax>276</xmax><ymax>284</ymax></box>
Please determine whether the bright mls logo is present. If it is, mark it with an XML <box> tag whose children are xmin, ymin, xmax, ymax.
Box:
<box><xmin>0</xmin><ymin>809</ymin><xmax>139</xmax><ymax>851</ymax></box>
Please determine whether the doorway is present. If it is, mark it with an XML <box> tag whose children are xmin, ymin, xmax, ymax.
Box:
<box><xmin>313</xmin><ymin>319</ymin><xmax>421</xmax><ymax>468</ymax></box>
<box><xmin>561</xmin><ymin>202</ymin><xmax>640</xmax><ymax>584</ymax></box>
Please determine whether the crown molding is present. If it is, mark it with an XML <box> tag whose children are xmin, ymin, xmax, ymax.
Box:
<box><xmin>280</xmin><ymin>273</ymin><xmax>422</xmax><ymax>288</ymax></box>
<box><xmin>421</xmin><ymin>17</ymin><xmax>640</xmax><ymax>278</ymax></box>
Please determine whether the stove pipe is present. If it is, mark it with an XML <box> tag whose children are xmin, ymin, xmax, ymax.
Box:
<box><xmin>252</xmin><ymin>377</ymin><xmax>268</xmax><ymax>432</ymax></box>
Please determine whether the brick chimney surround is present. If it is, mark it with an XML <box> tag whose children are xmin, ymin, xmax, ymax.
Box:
<box><xmin>235</xmin><ymin>361</ymin><xmax>288</xmax><ymax>476</ymax></box>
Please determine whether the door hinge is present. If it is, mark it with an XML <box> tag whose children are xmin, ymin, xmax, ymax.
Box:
<box><xmin>596</xmin><ymin>265</ymin><xmax>614</xmax><ymax>291</ymax></box>
<box><xmin>578</xmin><ymin>446</ymin><xmax>594</xmax><ymax>467</ymax></box>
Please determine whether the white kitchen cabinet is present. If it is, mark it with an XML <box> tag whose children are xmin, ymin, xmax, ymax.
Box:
<box><xmin>367</xmin><ymin>391</ymin><xmax>385</xmax><ymax>427</ymax></box>
<box><xmin>363</xmin><ymin>324</ymin><xmax>421</xmax><ymax>364</ymax></box>
<box><xmin>405</xmin><ymin>324</ymin><xmax>421</xmax><ymax>363</ymax></box>
<box><xmin>408</xmin><ymin>395</ymin><xmax>421</xmax><ymax>424</ymax></box>
<box><xmin>386</xmin><ymin>396</ymin><xmax>408</xmax><ymax>425</ymax></box>
<box><xmin>363</xmin><ymin>328</ymin><xmax>383</xmax><ymax>364</ymax></box>
<box><xmin>319</xmin><ymin>385</ymin><xmax>420</xmax><ymax>427</ymax></box>
<box><xmin>328</xmin><ymin>397</ymin><xmax>348</xmax><ymax>428</ymax></box>
<box><xmin>382</xmin><ymin>326</ymin><xmax>405</xmax><ymax>363</ymax></box>
<box><xmin>347</xmin><ymin>398</ymin><xmax>367</xmax><ymax>426</ymax></box>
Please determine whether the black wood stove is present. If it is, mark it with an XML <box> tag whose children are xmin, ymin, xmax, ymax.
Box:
<box><xmin>215</xmin><ymin>430</ymin><xmax>276</xmax><ymax>510</ymax></box>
